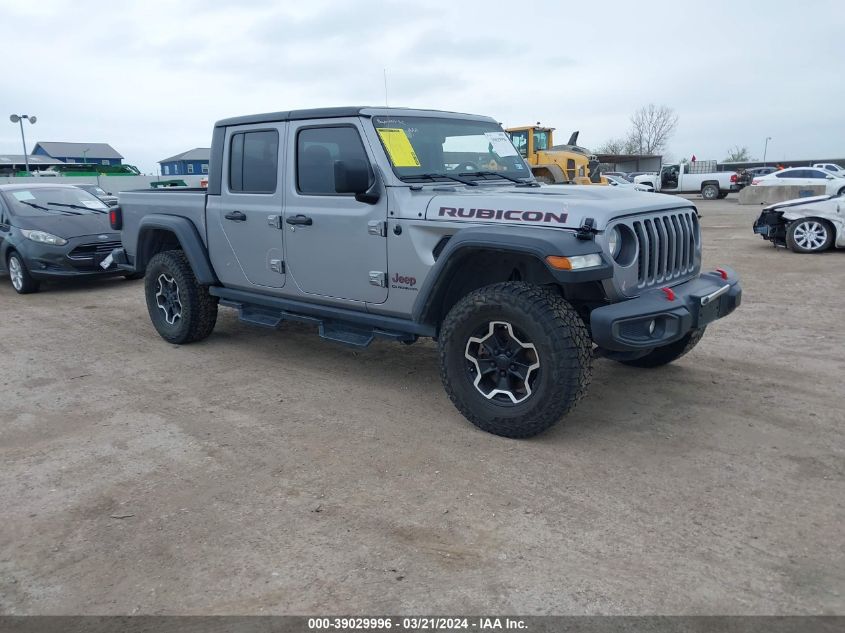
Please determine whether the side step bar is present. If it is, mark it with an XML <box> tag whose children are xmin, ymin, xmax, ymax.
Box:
<box><xmin>210</xmin><ymin>286</ymin><xmax>433</xmax><ymax>348</ymax></box>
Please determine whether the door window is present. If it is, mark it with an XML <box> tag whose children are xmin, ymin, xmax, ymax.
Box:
<box><xmin>807</xmin><ymin>170</ymin><xmax>829</xmax><ymax>179</ymax></box>
<box><xmin>533</xmin><ymin>130</ymin><xmax>550</xmax><ymax>151</ymax></box>
<box><xmin>776</xmin><ymin>170</ymin><xmax>800</xmax><ymax>178</ymax></box>
<box><xmin>508</xmin><ymin>131</ymin><xmax>528</xmax><ymax>157</ymax></box>
<box><xmin>229</xmin><ymin>130</ymin><xmax>279</xmax><ymax>193</ymax></box>
<box><xmin>296</xmin><ymin>126</ymin><xmax>369</xmax><ymax>195</ymax></box>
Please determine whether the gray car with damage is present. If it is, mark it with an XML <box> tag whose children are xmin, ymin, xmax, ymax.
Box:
<box><xmin>109</xmin><ymin>107</ymin><xmax>742</xmax><ymax>438</ymax></box>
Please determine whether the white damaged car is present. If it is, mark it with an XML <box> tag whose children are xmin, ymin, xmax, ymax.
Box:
<box><xmin>753</xmin><ymin>194</ymin><xmax>844</xmax><ymax>253</ymax></box>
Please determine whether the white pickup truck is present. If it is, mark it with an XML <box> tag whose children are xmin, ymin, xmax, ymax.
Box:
<box><xmin>634</xmin><ymin>161</ymin><xmax>739</xmax><ymax>199</ymax></box>
<box><xmin>813</xmin><ymin>162</ymin><xmax>845</xmax><ymax>177</ymax></box>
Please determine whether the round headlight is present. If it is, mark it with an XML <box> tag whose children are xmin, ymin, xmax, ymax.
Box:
<box><xmin>607</xmin><ymin>226</ymin><xmax>621</xmax><ymax>257</ymax></box>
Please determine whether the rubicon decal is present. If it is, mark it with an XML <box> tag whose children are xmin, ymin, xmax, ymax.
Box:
<box><xmin>438</xmin><ymin>207</ymin><xmax>568</xmax><ymax>224</ymax></box>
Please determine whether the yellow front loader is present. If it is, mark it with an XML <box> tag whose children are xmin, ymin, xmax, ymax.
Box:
<box><xmin>505</xmin><ymin>125</ymin><xmax>605</xmax><ymax>185</ymax></box>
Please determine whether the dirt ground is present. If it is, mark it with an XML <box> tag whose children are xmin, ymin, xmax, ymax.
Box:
<box><xmin>1</xmin><ymin>197</ymin><xmax>843</xmax><ymax>615</ymax></box>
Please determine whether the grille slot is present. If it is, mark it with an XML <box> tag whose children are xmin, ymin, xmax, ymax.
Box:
<box><xmin>68</xmin><ymin>240</ymin><xmax>121</xmax><ymax>260</ymax></box>
<box><xmin>623</xmin><ymin>210</ymin><xmax>698</xmax><ymax>289</ymax></box>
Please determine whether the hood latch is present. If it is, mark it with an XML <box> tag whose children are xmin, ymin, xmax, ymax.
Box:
<box><xmin>576</xmin><ymin>217</ymin><xmax>597</xmax><ymax>240</ymax></box>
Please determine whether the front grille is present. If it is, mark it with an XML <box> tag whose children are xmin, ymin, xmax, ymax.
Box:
<box><xmin>68</xmin><ymin>240</ymin><xmax>121</xmax><ymax>261</ymax></box>
<box><xmin>625</xmin><ymin>210</ymin><xmax>699</xmax><ymax>289</ymax></box>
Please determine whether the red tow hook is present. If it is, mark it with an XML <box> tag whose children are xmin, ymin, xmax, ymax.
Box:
<box><xmin>715</xmin><ymin>268</ymin><xmax>729</xmax><ymax>280</ymax></box>
<box><xmin>661</xmin><ymin>287</ymin><xmax>676</xmax><ymax>301</ymax></box>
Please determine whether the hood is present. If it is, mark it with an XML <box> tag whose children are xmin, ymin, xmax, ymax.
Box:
<box><xmin>15</xmin><ymin>211</ymin><xmax>113</xmax><ymax>239</ymax></box>
<box><xmin>424</xmin><ymin>185</ymin><xmax>693</xmax><ymax>230</ymax></box>
<box><xmin>764</xmin><ymin>194</ymin><xmax>833</xmax><ymax>211</ymax></box>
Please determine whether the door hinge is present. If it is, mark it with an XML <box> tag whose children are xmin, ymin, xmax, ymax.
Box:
<box><xmin>270</xmin><ymin>259</ymin><xmax>285</xmax><ymax>274</ymax></box>
<box><xmin>268</xmin><ymin>215</ymin><xmax>283</xmax><ymax>229</ymax></box>
<box><xmin>369</xmin><ymin>271</ymin><xmax>387</xmax><ymax>287</ymax></box>
<box><xmin>368</xmin><ymin>220</ymin><xmax>387</xmax><ymax>237</ymax></box>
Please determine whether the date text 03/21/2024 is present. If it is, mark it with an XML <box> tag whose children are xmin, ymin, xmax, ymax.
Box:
<box><xmin>307</xmin><ymin>617</ymin><xmax>527</xmax><ymax>630</ymax></box>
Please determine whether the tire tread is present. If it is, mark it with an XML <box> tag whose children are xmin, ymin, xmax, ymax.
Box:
<box><xmin>438</xmin><ymin>282</ymin><xmax>591</xmax><ymax>438</ymax></box>
<box><xmin>145</xmin><ymin>250</ymin><xmax>218</xmax><ymax>344</ymax></box>
<box><xmin>620</xmin><ymin>327</ymin><xmax>705</xmax><ymax>368</ymax></box>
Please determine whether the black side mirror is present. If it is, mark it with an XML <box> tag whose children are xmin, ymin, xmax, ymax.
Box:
<box><xmin>334</xmin><ymin>159</ymin><xmax>380</xmax><ymax>204</ymax></box>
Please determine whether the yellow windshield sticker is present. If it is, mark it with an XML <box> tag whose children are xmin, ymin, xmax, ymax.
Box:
<box><xmin>377</xmin><ymin>128</ymin><xmax>421</xmax><ymax>167</ymax></box>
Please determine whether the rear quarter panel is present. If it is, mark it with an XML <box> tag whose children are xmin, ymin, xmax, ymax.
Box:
<box><xmin>119</xmin><ymin>190</ymin><xmax>208</xmax><ymax>256</ymax></box>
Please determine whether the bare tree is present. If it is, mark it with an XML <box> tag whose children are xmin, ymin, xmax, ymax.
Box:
<box><xmin>595</xmin><ymin>136</ymin><xmax>637</xmax><ymax>155</ymax></box>
<box><xmin>627</xmin><ymin>104</ymin><xmax>678</xmax><ymax>155</ymax></box>
<box><xmin>725</xmin><ymin>145</ymin><xmax>753</xmax><ymax>162</ymax></box>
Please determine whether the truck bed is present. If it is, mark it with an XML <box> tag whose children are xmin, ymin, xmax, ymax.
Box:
<box><xmin>119</xmin><ymin>189</ymin><xmax>209</xmax><ymax>252</ymax></box>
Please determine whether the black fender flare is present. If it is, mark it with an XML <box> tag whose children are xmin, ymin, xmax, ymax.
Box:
<box><xmin>412</xmin><ymin>224</ymin><xmax>613</xmax><ymax>326</ymax></box>
<box><xmin>136</xmin><ymin>214</ymin><xmax>218</xmax><ymax>285</ymax></box>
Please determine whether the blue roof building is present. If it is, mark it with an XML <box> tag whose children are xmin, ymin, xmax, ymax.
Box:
<box><xmin>159</xmin><ymin>148</ymin><xmax>210</xmax><ymax>176</ymax></box>
<box><xmin>32</xmin><ymin>141</ymin><xmax>123</xmax><ymax>166</ymax></box>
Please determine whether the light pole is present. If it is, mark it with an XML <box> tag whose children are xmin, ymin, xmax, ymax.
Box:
<box><xmin>9</xmin><ymin>114</ymin><xmax>37</xmax><ymax>174</ymax></box>
<box><xmin>762</xmin><ymin>137</ymin><xmax>772</xmax><ymax>166</ymax></box>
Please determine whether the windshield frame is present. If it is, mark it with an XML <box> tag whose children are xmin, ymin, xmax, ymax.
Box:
<box><xmin>369</xmin><ymin>115</ymin><xmax>533</xmax><ymax>186</ymax></box>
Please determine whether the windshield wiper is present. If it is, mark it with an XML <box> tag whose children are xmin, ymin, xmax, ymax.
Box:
<box><xmin>401</xmin><ymin>172</ymin><xmax>478</xmax><ymax>187</ymax></box>
<box><xmin>18</xmin><ymin>200</ymin><xmax>51</xmax><ymax>212</ymax></box>
<box><xmin>458</xmin><ymin>170</ymin><xmax>539</xmax><ymax>186</ymax></box>
<box><xmin>48</xmin><ymin>202</ymin><xmax>101</xmax><ymax>214</ymax></box>
<box><xmin>19</xmin><ymin>200</ymin><xmax>75</xmax><ymax>215</ymax></box>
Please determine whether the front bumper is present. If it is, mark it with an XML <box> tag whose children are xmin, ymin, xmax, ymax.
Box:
<box><xmin>20</xmin><ymin>234</ymin><xmax>125</xmax><ymax>279</ymax></box>
<box><xmin>753</xmin><ymin>210</ymin><xmax>787</xmax><ymax>245</ymax></box>
<box><xmin>590</xmin><ymin>267</ymin><xmax>742</xmax><ymax>352</ymax></box>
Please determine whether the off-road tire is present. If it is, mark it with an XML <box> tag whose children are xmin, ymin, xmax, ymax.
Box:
<box><xmin>619</xmin><ymin>328</ymin><xmax>706</xmax><ymax>368</ymax></box>
<box><xmin>7</xmin><ymin>252</ymin><xmax>40</xmax><ymax>294</ymax></box>
<box><xmin>701</xmin><ymin>183</ymin><xmax>720</xmax><ymax>200</ymax></box>
<box><xmin>438</xmin><ymin>282</ymin><xmax>592</xmax><ymax>438</ymax></box>
<box><xmin>145</xmin><ymin>250</ymin><xmax>218</xmax><ymax>344</ymax></box>
<box><xmin>786</xmin><ymin>218</ymin><xmax>834</xmax><ymax>253</ymax></box>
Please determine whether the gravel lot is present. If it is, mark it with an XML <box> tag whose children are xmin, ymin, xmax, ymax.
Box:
<box><xmin>1</xmin><ymin>197</ymin><xmax>842</xmax><ymax>615</ymax></box>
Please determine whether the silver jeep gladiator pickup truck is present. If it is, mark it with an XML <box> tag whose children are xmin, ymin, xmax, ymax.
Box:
<box><xmin>109</xmin><ymin>107</ymin><xmax>741</xmax><ymax>438</ymax></box>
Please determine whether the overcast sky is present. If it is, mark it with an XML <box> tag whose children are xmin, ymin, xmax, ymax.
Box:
<box><xmin>2</xmin><ymin>0</ymin><xmax>843</xmax><ymax>173</ymax></box>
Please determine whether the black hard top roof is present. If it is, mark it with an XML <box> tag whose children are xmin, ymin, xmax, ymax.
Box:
<box><xmin>214</xmin><ymin>106</ymin><xmax>495</xmax><ymax>128</ymax></box>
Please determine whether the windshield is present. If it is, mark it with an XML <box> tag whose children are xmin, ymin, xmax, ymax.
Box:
<box><xmin>372</xmin><ymin>116</ymin><xmax>531</xmax><ymax>182</ymax></box>
<box><xmin>5</xmin><ymin>187</ymin><xmax>109</xmax><ymax>216</ymax></box>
